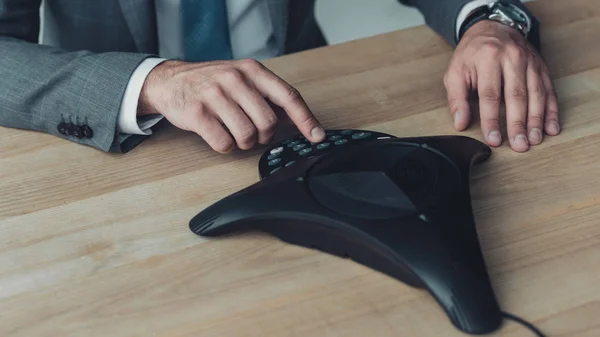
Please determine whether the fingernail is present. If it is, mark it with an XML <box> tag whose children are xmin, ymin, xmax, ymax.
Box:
<box><xmin>488</xmin><ymin>131</ymin><xmax>502</xmax><ymax>145</ymax></box>
<box><xmin>514</xmin><ymin>134</ymin><xmax>529</xmax><ymax>150</ymax></box>
<box><xmin>311</xmin><ymin>126</ymin><xmax>325</xmax><ymax>141</ymax></box>
<box><xmin>453</xmin><ymin>111</ymin><xmax>461</xmax><ymax>129</ymax></box>
<box><xmin>548</xmin><ymin>121</ymin><xmax>560</xmax><ymax>135</ymax></box>
<box><xmin>529</xmin><ymin>128</ymin><xmax>542</xmax><ymax>144</ymax></box>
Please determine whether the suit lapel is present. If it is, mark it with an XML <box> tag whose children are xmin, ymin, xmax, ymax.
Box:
<box><xmin>266</xmin><ymin>0</ymin><xmax>289</xmax><ymax>55</ymax></box>
<box><xmin>118</xmin><ymin>0</ymin><xmax>158</xmax><ymax>54</ymax></box>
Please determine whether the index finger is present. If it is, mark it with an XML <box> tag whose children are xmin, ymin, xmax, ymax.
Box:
<box><xmin>238</xmin><ymin>59</ymin><xmax>326</xmax><ymax>142</ymax></box>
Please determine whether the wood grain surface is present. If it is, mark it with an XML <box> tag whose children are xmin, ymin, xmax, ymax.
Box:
<box><xmin>2</xmin><ymin>0</ymin><xmax>600</xmax><ymax>336</ymax></box>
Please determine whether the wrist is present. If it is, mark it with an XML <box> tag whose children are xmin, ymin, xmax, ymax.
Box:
<box><xmin>463</xmin><ymin>19</ymin><xmax>519</xmax><ymax>39</ymax></box>
<box><xmin>137</xmin><ymin>85</ymin><xmax>158</xmax><ymax>117</ymax></box>
<box><xmin>138</xmin><ymin>60</ymin><xmax>183</xmax><ymax>117</ymax></box>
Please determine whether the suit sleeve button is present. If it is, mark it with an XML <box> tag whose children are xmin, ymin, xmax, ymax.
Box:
<box><xmin>72</xmin><ymin>126</ymin><xmax>83</xmax><ymax>138</ymax></box>
<box><xmin>64</xmin><ymin>123</ymin><xmax>75</xmax><ymax>136</ymax></box>
<box><xmin>82</xmin><ymin>125</ymin><xmax>93</xmax><ymax>138</ymax></box>
<box><xmin>57</xmin><ymin>122</ymin><xmax>67</xmax><ymax>135</ymax></box>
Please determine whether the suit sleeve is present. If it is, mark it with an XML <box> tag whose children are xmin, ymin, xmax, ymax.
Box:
<box><xmin>397</xmin><ymin>0</ymin><xmax>540</xmax><ymax>49</ymax></box>
<box><xmin>0</xmin><ymin>0</ymin><xmax>155</xmax><ymax>153</ymax></box>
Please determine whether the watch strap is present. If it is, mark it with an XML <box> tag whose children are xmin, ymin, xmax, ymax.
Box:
<box><xmin>457</xmin><ymin>2</ymin><xmax>541</xmax><ymax>53</ymax></box>
<box><xmin>457</xmin><ymin>5</ymin><xmax>491</xmax><ymax>43</ymax></box>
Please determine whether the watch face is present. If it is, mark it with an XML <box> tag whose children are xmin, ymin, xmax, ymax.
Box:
<box><xmin>491</xmin><ymin>2</ymin><xmax>531</xmax><ymax>36</ymax></box>
<box><xmin>502</xmin><ymin>4</ymin><xmax>527</xmax><ymax>21</ymax></box>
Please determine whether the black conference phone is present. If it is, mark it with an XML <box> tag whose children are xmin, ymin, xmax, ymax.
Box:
<box><xmin>189</xmin><ymin>130</ymin><xmax>545</xmax><ymax>336</ymax></box>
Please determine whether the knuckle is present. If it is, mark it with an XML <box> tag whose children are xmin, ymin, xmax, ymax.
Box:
<box><xmin>238</xmin><ymin>58</ymin><xmax>262</xmax><ymax>71</ymax></box>
<box><xmin>448</xmin><ymin>101</ymin><xmax>463</xmax><ymax>115</ymax></box>
<box><xmin>447</xmin><ymin>92</ymin><xmax>462</xmax><ymax>107</ymax></box>
<box><xmin>285</xmin><ymin>86</ymin><xmax>302</xmax><ymax>105</ymax></box>
<box><xmin>299</xmin><ymin>115</ymin><xmax>317</xmax><ymax>129</ymax></box>
<box><xmin>443</xmin><ymin>70</ymin><xmax>459</xmax><ymax>88</ymax></box>
<box><xmin>480</xmin><ymin>87</ymin><xmax>502</xmax><ymax>104</ymax></box>
<box><xmin>238</xmin><ymin>126</ymin><xmax>257</xmax><ymax>144</ymax></box>
<box><xmin>510</xmin><ymin>87</ymin><xmax>528</xmax><ymax>101</ymax></box>
<box><xmin>530</xmin><ymin>84</ymin><xmax>545</xmax><ymax>98</ymax></box>
<box><xmin>546</xmin><ymin>106</ymin><xmax>559</xmax><ymax>117</ymax></box>
<box><xmin>507</xmin><ymin>45</ymin><xmax>527</xmax><ymax>61</ymax></box>
<box><xmin>220</xmin><ymin>69</ymin><xmax>244</xmax><ymax>85</ymax></box>
<box><xmin>204</xmin><ymin>84</ymin><xmax>225</xmax><ymax>99</ymax></box>
<box><xmin>483</xmin><ymin>117</ymin><xmax>500</xmax><ymax>125</ymax></box>
<box><xmin>481</xmin><ymin>40</ymin><xmax>502</xmax><ymax>56</ymax></box>
<box><xmin>213</xmin><ymin>139</ymin><xmax>235</xmax><ymax>153</ymax></box>
<box><xmin>511</xmin><ymin>120</ymin><xmax>527</xmax><ymax>131</ymax></box>
<box><xmin>259</xmin><ymin>116</ymin><xmax>278</xmax><ymax>133</ymax></box>
<box><xmin>528</xmin><ymin>114</ymin><xmax>544</xmax><ymax>125</ymax></box>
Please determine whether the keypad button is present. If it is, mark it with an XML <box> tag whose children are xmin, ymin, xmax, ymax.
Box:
<box><xmin>334</xmin><ymin>139</ymin><xmax>348</xmax><ymax>146</ymax></box>
<box><xmin>341</xmin><ymin>130</ymin><xmax>354</xmax><ymax>135</ymax></box>
<box><xmin>328</xmin><ymin>135</ymin><xmax>342</xmax><ymax>141</ymax></box>
<box><xmin>293</xmin><ymin>144</ymin><xmax>307</xmax><ymax>151</ymax></box>
<box><xmin>288</xmin><ymin>140</ymin><xmax>302</xmax><ymax>147</ymax></box>
<box><xmin>282</xmin><ymin>139</ymin><xmax>291</xmax><ymax>145</ymax></box>
<box><xmin>267</xmin><ymin>152</ymin><xmax>281</xmax><ymax>160</ymax></box>
<box><xmin>270</xmin><ymin>167</ymin><xmax>282</xmax><ymax>174</ymax></box>
<box><xmin>299</xmin><ymin>148</ymin><xmax>313</xmax><ymax>156</ymax></box>
<box><xmin>326</xmin><ymin>131</ymin><xmax>336</xmax><ymax>136</ymax></box>
<box><xmin>268</xmin><ymin>158</ymin><xmax>282</xmax><ymax>166</ymax></box>
<box><xmin>285</xmin><ymin>161</ymin><xmax>296</xmax><ymax>167</ymax></box>
<box><xmin>270</xmin><ymin>146</ymin><xmax>284</xmax><ymax>155</ymax></box>
<box><xmin>352</xmin><ymin>132</ymin><xmax>372</xmax><ymax>140</ymax></box>
<box><xmin>317</xmin><ymin>142</ymin><xmax>331</xmax><ymax>150</ymax></box>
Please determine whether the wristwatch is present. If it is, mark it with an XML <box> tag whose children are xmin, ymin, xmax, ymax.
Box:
<box><xmin>458</xmin><ymin>1</ymin><xmax>533</xmax><ymax>42</ymax></box>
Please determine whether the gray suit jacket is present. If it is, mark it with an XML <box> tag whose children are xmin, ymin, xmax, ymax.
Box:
<box><xmin>0</xmin><ymin>0</ymin><xmax>537</xmax><ymax>153</ymax></box>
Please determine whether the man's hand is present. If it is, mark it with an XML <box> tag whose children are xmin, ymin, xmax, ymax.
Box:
<box><xmin>444</xmin><ymin>20</ymin><xmax>560</xmax><ymax>152</ymax></box>
<box><xmin>138</xmin><ymin>58</ymin><xmax>326</xmax><ymax>153</ymax></box>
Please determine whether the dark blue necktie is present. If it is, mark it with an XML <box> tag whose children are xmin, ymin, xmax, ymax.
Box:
<box><xmin>182</xmin><ymin>0</ymin><xmax>233</xmax><ymax>62</ymax></box>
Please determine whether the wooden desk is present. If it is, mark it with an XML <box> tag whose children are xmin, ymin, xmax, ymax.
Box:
<box><xmin>2</xmin><ymin>0</ymin><xmax>599</xmax><ymax>336</ymax></box>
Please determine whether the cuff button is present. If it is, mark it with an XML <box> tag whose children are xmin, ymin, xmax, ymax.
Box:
<box><xmin>57</xmin><ymin>122</ymin><xmax>68</xmax><ymax>135</ymax></box>
<box><xmin>82</xmin><ymin>125</ymin><xmax>93</xmax><ymax>138</ymax></box>
<box><xmin>72</xmin><ymin>126</ymin><xmax>84</xmax><ymax>138</ymax></box>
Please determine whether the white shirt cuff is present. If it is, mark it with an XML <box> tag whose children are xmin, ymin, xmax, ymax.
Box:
<box><xmin>456</xmin><ymin>0</ymin><xmax>496</xmax><ymax>40</ymax></box>
<box><xmin>118</xmin><ymin>58</ymin><xmax>168</xmax><ymax>135</ymax></box>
